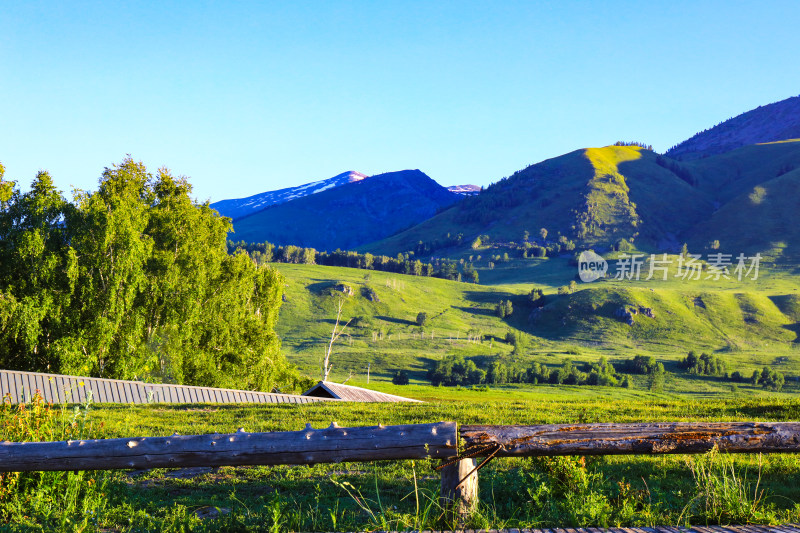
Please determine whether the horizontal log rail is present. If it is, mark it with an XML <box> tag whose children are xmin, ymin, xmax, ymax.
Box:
<box><xmin>0</xmin><ymin>421</ymin><xmax>457</xmax><ymax>472</ymax></box>
<box><xmin>460</xmin><ymin>422</ymin><xmax>800</xmax><ymax>456</ymax></box>
<box><xmin>4</xmin><ymin>420</ymin><xmax>800</xmax><ymax>519</ymax></box>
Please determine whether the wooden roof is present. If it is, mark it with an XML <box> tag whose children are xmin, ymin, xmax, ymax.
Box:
<box><xmin>301</xmin><ymin>381</ymin><xmax>422</xmax><ymax>403</ymax></box>
<box><xmin>0</xmin><ymin>369</ymin><xmax>333</xmax><ymax>405</ymax></box>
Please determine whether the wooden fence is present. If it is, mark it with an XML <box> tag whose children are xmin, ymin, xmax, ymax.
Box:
<box><xmin>2</xmin><ymin>420</ymin><xmax>800</xmax><ymax>518</ymax></box>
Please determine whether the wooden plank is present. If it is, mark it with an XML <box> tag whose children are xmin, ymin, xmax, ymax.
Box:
<box><xmin>109</xmin><ymin>380</ymin><xmax>120</xmax><ymax>403</ymax></box>
<box><xmin>113</xmin><ymin>380</ymin><xmax>125</xmax><ymax>403</ymax></box>
<box><xmin>127</xmin><ymin>382</ymin><xmax>140</xmax><ymax>404</ymax></box>
<box><xmin>45</xmin><ymin>375</ymin><xmax>59</xmax><ymax>404</ymax></box>
<box><xmin>129</xmin><ymin>381</ymin><xmax>141</xmax><ymax>404</ymax></box>
<box><xmin>55</xmin><ymin>377</ymin><xmax>67</xmax><ymax>403</ymax></box>
<box><xmin>440</xmin><ymin>458</ymin><xmax>478</xmax><ymax>517</ymax></box>
<box><xmin>126</xmin><ymin>381</ymin><xmax>137</xmax><ymax>403</ymax></box>
<box><xmin>134</xmin><ymin>382</ymin><xmax>146</xmax><ymax>404</ymax></box>
<box><xmin>20</xmin><ymin>374</ymin><xmax>31</xmax><ymax>402</ymax></box>
<box><xmin>102</xmin><ymin>380</ymin><xmax>114</xmax><ymax>404</ymax></box>
<box><xmin>0</xmin><ymin>421</ymin><xmax>458</xmax><ymax>472</ymax></box>
<box><xmin>7</xmin><ymin>372</ymin><xmax>18</xmax><ymax>403</ymax></box>
<box><xmin>7</xmin><ymin>372</ymin><xmax>17</xmax><ymax>402</ymax></box>
<box><xmin>75</xmin><ymin>378</ymin><xmax>87</xmax><ymax>403</ymax></box>
<box><xmin>461</xmin><ymin>422</ymin><xmax>800</xmax><ymax>456</ymax></box>
<box><xmin>1</xmin><ymin>372</ymin><xmax>11</xmax><ymax>401</ymax></box>
<box><xmin>26</xmin><ymin>374</ymin><xmax>38</xmax><ymax>401</ymax></box>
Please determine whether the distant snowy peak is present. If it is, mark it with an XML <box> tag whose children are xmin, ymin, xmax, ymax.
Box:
<box><xmin>211</xmin><ymin>171</ymin><xmax>368</xmax><ymax>220</ymax></box>
<box><xmin>447</xmin><ymin>184</ymin><xmax>481</xmax><ymax>196</ymax></box>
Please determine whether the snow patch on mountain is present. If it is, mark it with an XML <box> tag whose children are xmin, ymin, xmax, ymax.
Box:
<box><xmin>447</xmin><ymin>184</ymin><xmax>481</xmax><ymax>196</ymax></box>
<box><xmin>211</xmin><ymin>171</ymin><xmax>368</xmax><ymax>220</ymax></box>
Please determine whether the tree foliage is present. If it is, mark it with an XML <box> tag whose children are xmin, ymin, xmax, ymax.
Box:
<box><xmin>0</xmin><ymin>158</ymin><xmax>295</xmax><ymax>391</ymax></box>
<box><xmin>680</xmin><ymin>351</ymin><xmax>725</xmax><ymax>376</ymax></box>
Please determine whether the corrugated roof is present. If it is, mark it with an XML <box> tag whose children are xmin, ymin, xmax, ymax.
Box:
<box><xmin>0</xmin><ymin>369</ymin><xmax>334</xmax><ymax>405</ymax></box>
<box><xmin>302</xmin><ymin>381</ymin><xmax>422</xmax><ymax>403</ymax></box>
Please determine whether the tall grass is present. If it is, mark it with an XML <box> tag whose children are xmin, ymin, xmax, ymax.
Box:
<box><xmin>0</xmin><ymin>391</ymin><xmax>110</xmax><ymax>531</ymax></box>
<box><xmin>681</xmin><ymin>448</ymin><xmax>772</xmax><ymax>525</ymax></box>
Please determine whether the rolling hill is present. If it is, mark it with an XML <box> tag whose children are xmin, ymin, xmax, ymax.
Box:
<box><xmin>362</xmin><ymin>140</ymin><xmax>800</xmax><ymax>259</ymax></box>
<box><xmin>229</xmin><ymin>169</ymin><xmax>461</xmax><ymax>250</ymax></box>
<box><xmin>274</xmin><ymin>262</ymin><xmax>800</xmax><ymax>393</ymax></box>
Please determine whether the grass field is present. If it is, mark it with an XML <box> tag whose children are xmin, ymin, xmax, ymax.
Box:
<box><xmin>274</xmin><ymin>261</ymin><xmax>800</xmax><ymax>395</ymax></box>
<box><xmin>5</xmin><ymin>389</ymin><xmax>800</xmax><ymax>531</ymax></box>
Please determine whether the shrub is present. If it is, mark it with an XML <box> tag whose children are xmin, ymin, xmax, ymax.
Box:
<box><xmin>415</xmin><ymin>312</ymin><xmax>428</xmax><ymax>327</ymax></box>
<box><xmin>391</xmin><ymin>370</ymin><xmax>410</xmax><ymax>385</ymax></box>
<box><xmin>624</xmin><ymin>355</ymin><xmax>662</xmax><ymax>375</ymax></box>
<box><xmin>680</xmin><ymin>351</ymin><xmax>726</xmax><ymax>376</ymax></box>
<box><xmin>426</xmin><ymin>355</ymin><xmax>485</xmax><ymax>386</ymax></box>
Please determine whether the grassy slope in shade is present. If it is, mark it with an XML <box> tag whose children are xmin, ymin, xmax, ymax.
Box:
<box><xmin>274</xmin><ymin>263</ymin><xmax>800</xmax><ymax>395</ymax></box>
<box><xmin>229</xmin><ymin>169</ymin><xmax>459</xmax><ymax>250</ymax></box>
<box><xmin>688</xmin><ymin>164</ymin><xmax>800</xmax><ymax>261</ymax></box>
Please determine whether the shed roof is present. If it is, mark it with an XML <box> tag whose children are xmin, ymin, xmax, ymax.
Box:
<box><xmin>301</xmin><ymin>381</ymin><xmax>422</xmax><ymax>403</ymax></box>
<box><xmin>0</xmin><ymin>369</ymin><xmax>332</xmax><ymax>405</ymax></box>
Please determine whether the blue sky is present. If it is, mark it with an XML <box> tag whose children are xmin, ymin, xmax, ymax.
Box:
<box><xmin>2</xmin><ymin>1</ymin><xmax>799</xmax><ymax>203</ymax></box>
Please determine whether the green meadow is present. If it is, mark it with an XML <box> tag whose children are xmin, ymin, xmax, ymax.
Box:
<box><xmin>5</xmin><ymin>389</ymin><xmax>800</xmax><ymax>531</ymax></box>
<box><xmin>274</xmin><ymin>259</ymin><xmax>800</xmax><ymax>394</ymax></box>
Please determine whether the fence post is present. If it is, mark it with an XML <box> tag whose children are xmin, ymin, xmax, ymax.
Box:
<box><xmin>440</xmin><ymin>458</ymin><xmax>478</xmax><ymax>518</ymax></box>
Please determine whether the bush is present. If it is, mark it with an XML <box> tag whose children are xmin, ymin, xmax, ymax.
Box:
<box><xmin>415</xmin><ymin>312</ymin><xmax>428</xmax><ymax>327</ymax></box>
<box><xmin>391</xmin><ymin>370</ymin><xmax>410</xmax><ymax>385</ymax></box>
<box><xmin>681</xmin><ymin>351</ymin><xmax>725</xmax><ymax>376</ymax></box>
<box><xmin>623</xmin><ymin>355</ymin><xmax>663</xmax><ymax>375</ymax></box>
<box><xmin>495</xmin><ymin>299</ymin><xmax>513</xmax><ymax>318</ymax></box>
<box><xmin>753</xmin><ymin>366</ymin><xmax>784</xmax><ymax>391</ymax></box>
<box><xmin>426</xmin><ymin>355</ymin><xmax>485</xmax><ymax>386</ymax></box>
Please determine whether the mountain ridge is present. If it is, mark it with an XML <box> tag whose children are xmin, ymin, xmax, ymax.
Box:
<box><xmin>211</xmin><ymin>170</ymin><xmax>367</xmax><ymax>220</ymax></box>
<box><xmin>229</xmin><ymin>169</ymin><xmax>461</xmax><ymax>250</ymax></box>
<box><xmin>666</xmin><ymin>95</ymin><xmax>800</xmax><ymax>160</ymax></box>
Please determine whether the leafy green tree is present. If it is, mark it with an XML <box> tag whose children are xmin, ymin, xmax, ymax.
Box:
<box><xmin>486</xmin><ymin>361</ymin><xmax>508</xmax><ymax>384</ymax></box>
<box><xmin>416</xmin><ymin>312</ymin><xmax>428</xmax><ymax>327</ymax></box>
<box><xmin>426</xmin><ymin>355</ymin><xmax>485</xmax><ymax>386</ymax></box>
<box><xmin>0</xmin><ymin>158</ymin><xmax>295</xmax><ymax>392</ymax></box>
<box><xmin>392</xmin><ymin>370</ymin><xmax>410</xmax><ymax>385</ymax></box>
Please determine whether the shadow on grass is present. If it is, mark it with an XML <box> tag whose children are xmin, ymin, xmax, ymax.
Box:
<box><xmin>374</xmin><ymin>315</ymin><xmax>416</xmax><ymax>326</ymax></box>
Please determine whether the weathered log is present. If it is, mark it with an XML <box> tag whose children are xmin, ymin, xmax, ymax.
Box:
<box><xmin>0</xmin><ymin>422</ymin><xmax>457</xmax><ymax>472</ymax></box>
<box><xmin>460</xmin><ymin>422</ymin><xmax>800</xmax><ymax>456</ymax></box>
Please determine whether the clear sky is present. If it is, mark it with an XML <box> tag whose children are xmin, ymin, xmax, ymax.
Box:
<box><xmin>2</xmin><ymin>1</ymin><xmax>799</xmax><ymax>203</ymax></box>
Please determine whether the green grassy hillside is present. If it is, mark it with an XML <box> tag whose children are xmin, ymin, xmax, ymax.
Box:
<box><xmin>688</xmin><ymin>164</ymin><xmax>800</xmax><ymax>261</ymax></box>
<box><xmin>362</xmin><ymin>141</ymin><xmax>800</xmax><ymax>258</ymax></box>
<box><xmin>274</xmin><ymin>263</ymin><xmax>800</xmax><ymax>396</ymax></box>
